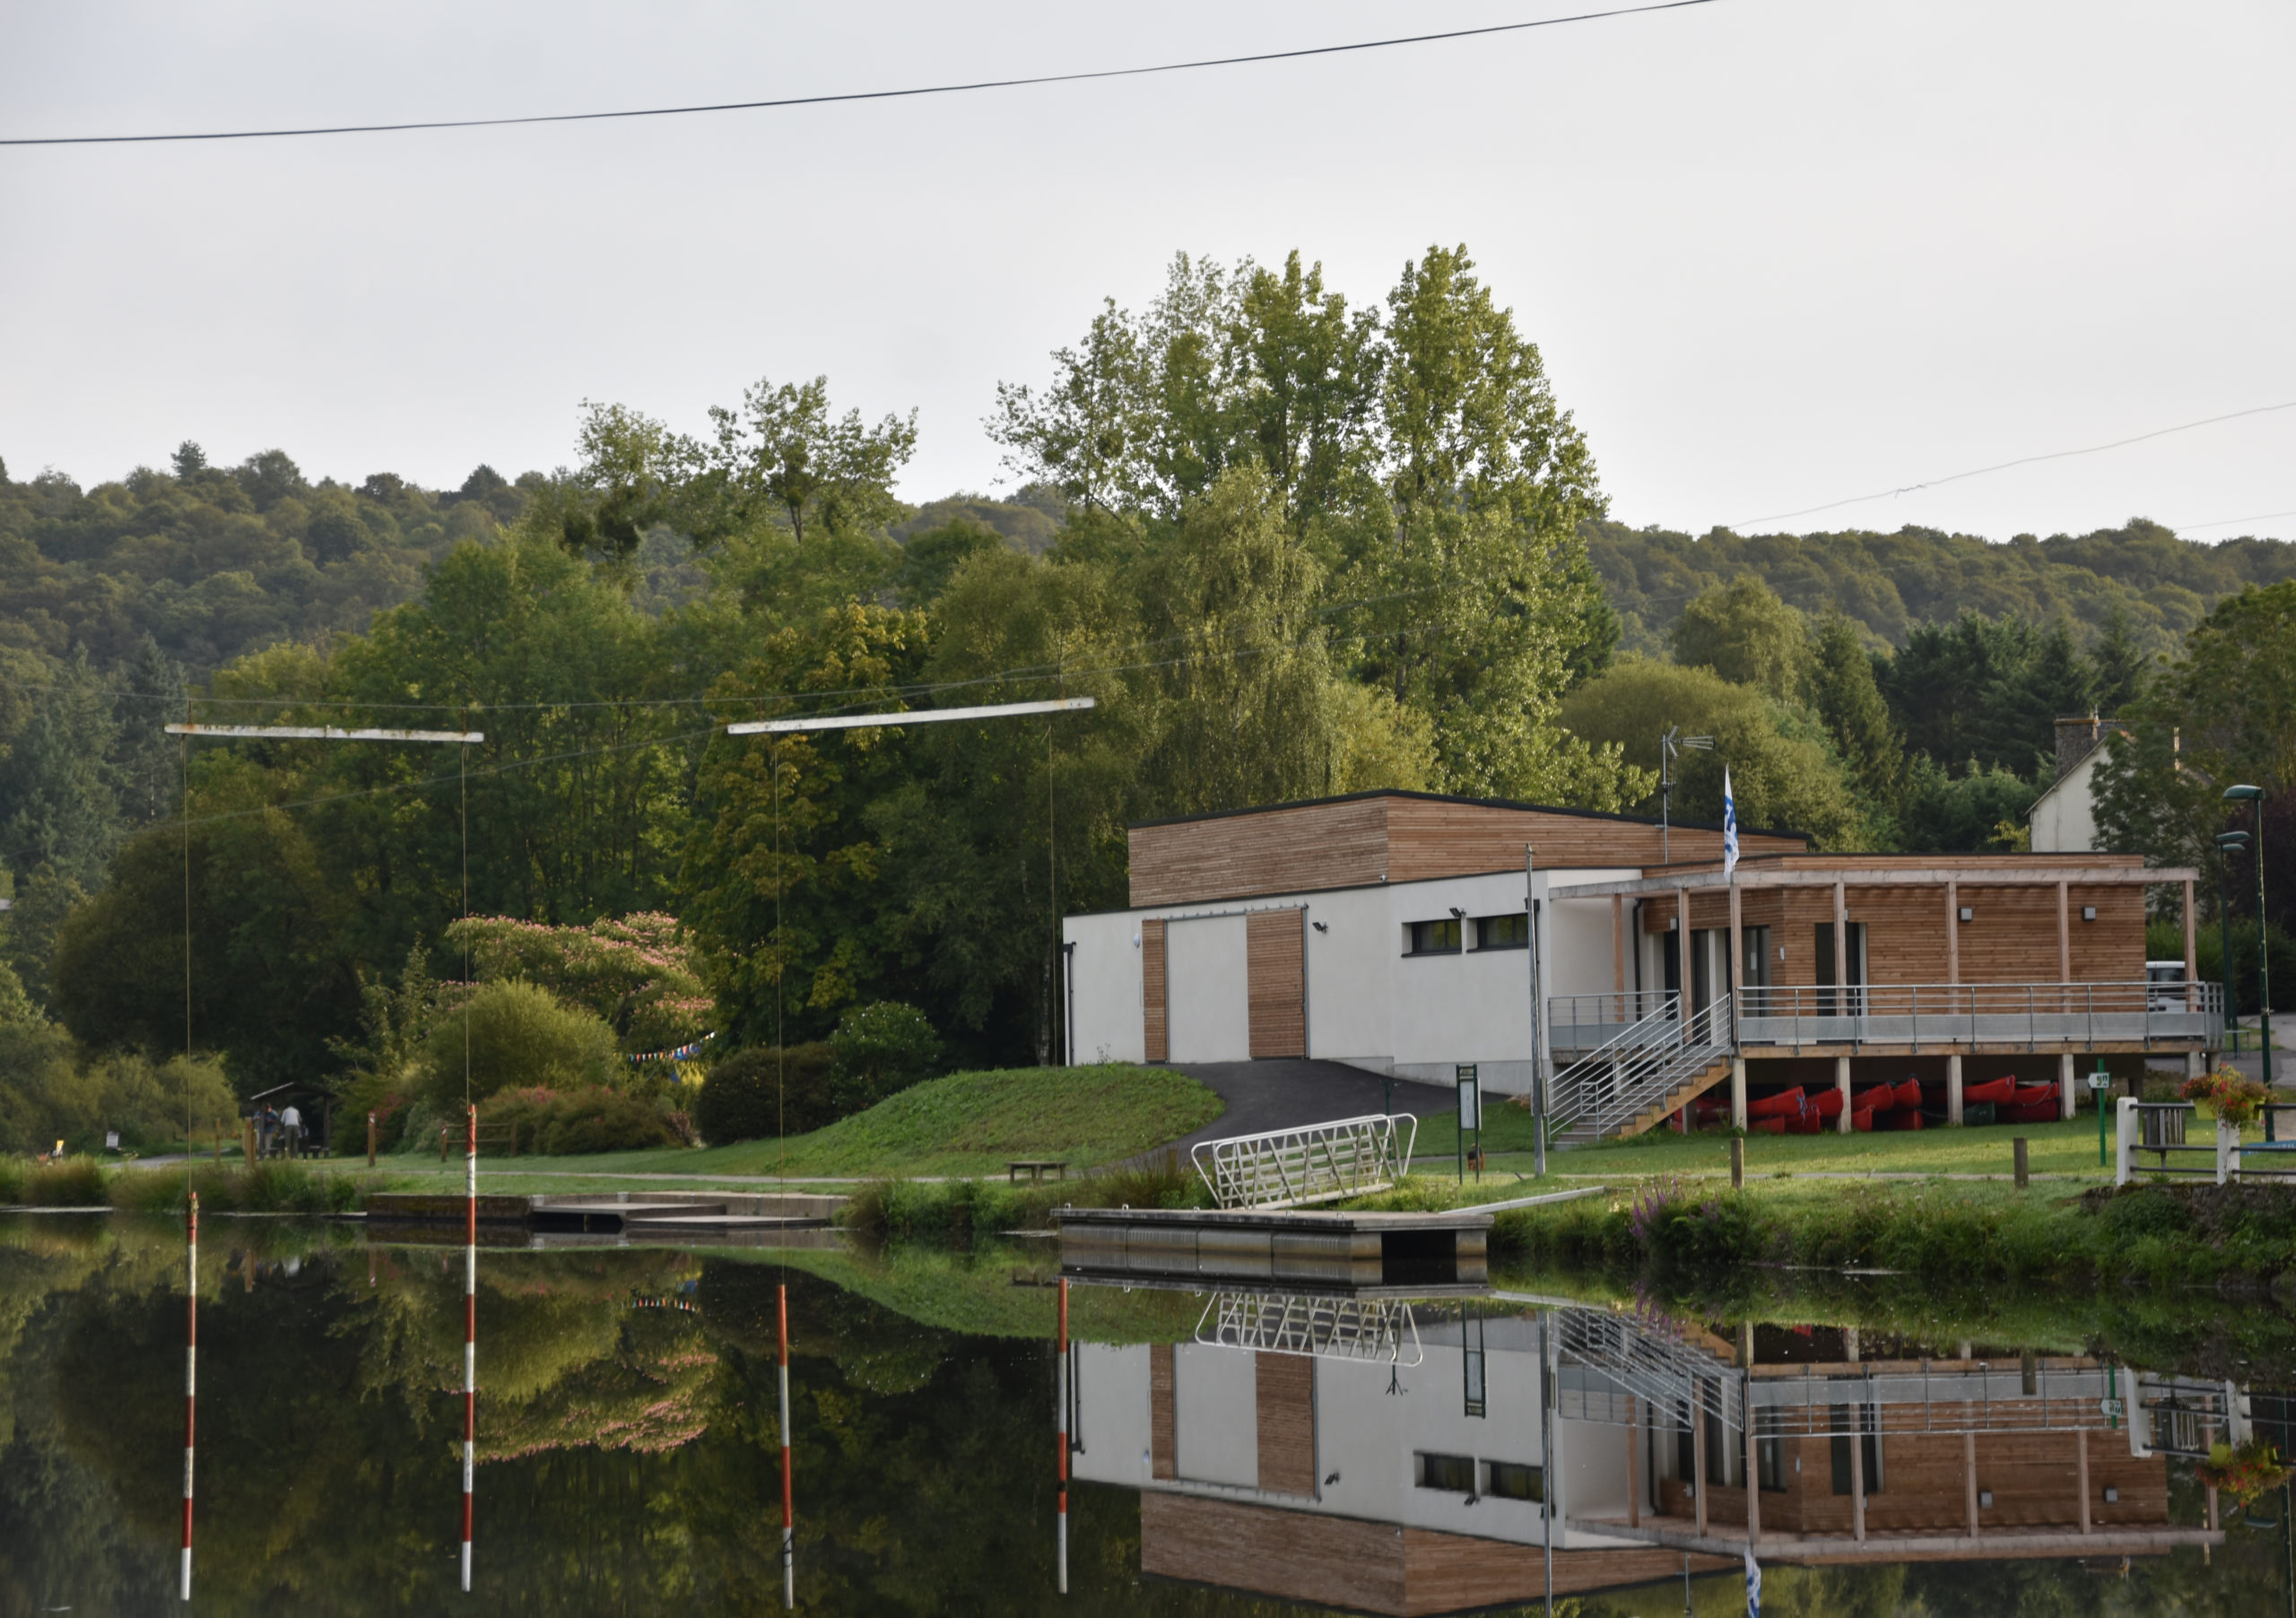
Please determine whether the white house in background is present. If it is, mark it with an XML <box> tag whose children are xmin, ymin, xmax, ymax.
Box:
<box><xmin>1059</xmin><ymin>791</ymin><xmax>1804</xmax><ymax>1095</ymax></box>
<box><xmin>2028</xmin><ymin>713</ymin><xmax>2125</xmax><ymax>854</ymax></box>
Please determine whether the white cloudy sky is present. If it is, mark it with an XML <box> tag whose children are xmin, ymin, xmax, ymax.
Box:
<box><xmin>3</xmin><ymin>0</ymin><xmax>2292</xmax><ymax>541</ymax></box>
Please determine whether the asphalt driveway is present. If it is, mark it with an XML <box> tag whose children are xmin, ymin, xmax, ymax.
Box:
<box><xmin>1163</xmin><ymin>1058</ymin><xmax>1452</xmax><ymax>1154</ymax></box>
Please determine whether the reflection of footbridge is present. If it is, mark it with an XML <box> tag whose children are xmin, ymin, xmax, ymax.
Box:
<box><xmin>1194</xmin><ymin>1292</ymin><xmax>1422</xmax><ymax>1367</ymax></box>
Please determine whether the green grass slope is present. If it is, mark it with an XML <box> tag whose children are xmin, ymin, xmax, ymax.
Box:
<box><xmin>375</xmin><ymin>1063</ymin><xmax>1222</xmax><ymax>1185</ymax></box>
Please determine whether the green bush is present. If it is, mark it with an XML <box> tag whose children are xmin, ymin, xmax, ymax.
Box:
<box><xmin>422</xmin><ymin>980</ymin><xmax>618</xmax><ymax>1107</ymax></box>
<box><xmin>479</xmin><ymin>1086</ymin><xmax>676</xmax><ymax>1154</ymax></box>
<box><xmin>830</xmin><ymin>1002</ymin><xmax>943</xmax><ymax>1112</ymax></box>
<box><xmin>108</xmin><ymin>1160</ymin><xmax>363</xmax><ymax>1214</ymax></box>
<box><xmin>24</xmin><ymin>1155</ymin><xmax>108</xmax><ymax>1206</ymax></box>
<box><xmin>692</xmin><ymin>1044</ymin><xmax>837</xmax><ymax>1144</ymax></box>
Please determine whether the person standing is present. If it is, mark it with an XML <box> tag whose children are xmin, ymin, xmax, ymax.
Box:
<box><xmin>281</xmin><ymin>1102</ymin><xmax>303</xmax><ymax>1160</ymax></box>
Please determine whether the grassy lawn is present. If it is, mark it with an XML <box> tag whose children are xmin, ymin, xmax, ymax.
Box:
<box><xmin>367</xmin><ymin>1064</ymin><xmax>1222</xmax><ymax>1187</ymax></box>
<box><xmin>1404</xmin><ymin>1107</ymin><xmax>2132</xmax><ymax>1187</ymax></box>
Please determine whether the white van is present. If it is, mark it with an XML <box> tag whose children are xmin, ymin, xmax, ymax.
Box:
<box><xmin>2146</xmin><ymin>960</ymin><xmax>2190</xmax><ymax>1012</ymax></box>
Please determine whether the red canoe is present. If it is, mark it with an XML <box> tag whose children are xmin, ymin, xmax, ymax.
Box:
<box><xmin>1892</xmin><ymin>1079</ymin><xmax>1924</xmax><ymax>1110</ymax></box>
<box><xmin>1964</xmin><ymin>1076</ymin><xmax>2020</xmax><ymax>1105</ymax></box>
<box><xmin>1748</xmin><ymin>1087</ymin><xmax>1807</xmax><ymax>1119</ymax></box>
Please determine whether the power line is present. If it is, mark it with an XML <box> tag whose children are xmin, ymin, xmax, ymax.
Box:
<box><xmin>0</xmin><ymin>2</ymin><xmax>1720</xmax><ymax>148</ymax></box>
<box><xmin>2171</xmin><ymin>507</ymin><xmax>2296</xmax><ymax>535</ymax></box>
<box><xmin>1731</xmin><ymin>398</ymin><xmax>2296</xmax><ymax>529</ymax></box>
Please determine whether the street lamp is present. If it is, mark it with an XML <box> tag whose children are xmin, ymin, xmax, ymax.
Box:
<box><xmin>2225</xmin><ymin>786</ymin><xmax>2274</xmax><ymax>1098</ymax></box>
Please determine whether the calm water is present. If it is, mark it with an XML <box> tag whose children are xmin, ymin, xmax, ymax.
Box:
<box><xmin>2</xmin><ymin>1214</ymin><xmax>2292</xmax><ymax>1616</ymax></box>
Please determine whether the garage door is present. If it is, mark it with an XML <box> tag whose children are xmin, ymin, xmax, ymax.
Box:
<box><xmin>1168</xmin><ymin>915</ymin><xmax>1251</xmax><ymax>1062</ymax></box>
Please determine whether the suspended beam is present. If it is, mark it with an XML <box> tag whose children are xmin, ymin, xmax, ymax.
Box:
<box><xmin>726</xmin><ymin>696</ymin><xmax>1094</xmax><ymax>735</ymax></box>
<box><xmin>164</xmin><ymin>724</ymin><xmax>484</xmax><ymax>744</ymax></box>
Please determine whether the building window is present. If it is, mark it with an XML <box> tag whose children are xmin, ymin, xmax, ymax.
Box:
<box><xmin>1474</xmin><ymin>913</ymin><xmax>1528</xmax><ymax>951</ymax></box>
<box><xmin>1756</xmin><ymin>1408</ymin><xmax>1787</xmax><ymax>1492</ymax></box>
<box><xmin>1406</xmin><ymin>918</ymin><xmax>1463</xmax><ymax>955</ymax></box>
<box><xmin>1830</xmin><ymin>1406</ymin><xmax>1882</xmax><ymax>1495</ymax></box>
<box><xmin>1483</xmin><ymin>1460</ymin><xmax>1544</xmax><ymax>1502</ymax></box>
<box><xmin>1415</xmin><ymin>1452</ymin><xmax>1476</xmax><ymax>1492</ymax></box>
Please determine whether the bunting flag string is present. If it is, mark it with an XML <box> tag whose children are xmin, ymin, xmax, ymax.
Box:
<box><xmin>626</xmin><ymin>1031</ymin><xmax>717</xmax><ymax>1065</ymax></box>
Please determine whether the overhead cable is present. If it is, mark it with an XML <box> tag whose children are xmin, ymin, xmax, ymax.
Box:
<box><xmin>1732</xmin><ymin>398</ymin><xmax>2296</xmax><ymax>529</ymax></box>
<box><xmin>0</xmin><ymin>2</ymin><xmax>1719</xmax><ymax>147</ymax></box>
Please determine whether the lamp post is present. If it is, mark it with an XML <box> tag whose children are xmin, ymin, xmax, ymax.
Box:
<box><xmin>2225</xmin><ymin>786</ymin><xmax>2274</xmax><ymax>1100</ymax></box>
<box><xmin>2218</xmin><ymin>831</ymin><xmax>2248</xmax><ymax>1049</ymax></box>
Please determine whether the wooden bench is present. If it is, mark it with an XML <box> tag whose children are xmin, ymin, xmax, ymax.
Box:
<box><xmin>1007</xmin><ymin>1159</ymin><xmax>1067</xmax><ymax>1184</ymax></box>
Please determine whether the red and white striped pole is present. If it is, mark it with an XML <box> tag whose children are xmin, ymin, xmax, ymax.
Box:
<box><xmin>1057</xmin><ymin>1275</ymin><xmax>1069</xmax><ymax>1596</ymax></box>
<box><xmin>778</xmin><ymin>1282</ymin><xmax>794</xmax><ymax>1609</ymax></box>
<box><xmin>462</xmin><ymin>1103</ymin><xmax>476</xmax><ymax>1593</ymax></box>
<box><xmin>181</xmin><ymin>1191</ymin><xmax>197</xmax><ymax>1602</ymax></box>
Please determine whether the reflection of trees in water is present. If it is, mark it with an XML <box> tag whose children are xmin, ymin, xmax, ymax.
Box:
<box><xmin>9</xmin><ymin>1222</ymin><xmax>2294</xmax><ymax>1614</ymax></box>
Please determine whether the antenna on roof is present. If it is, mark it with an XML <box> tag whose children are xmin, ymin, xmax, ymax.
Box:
<box><xmin>1658</xmin><ymin>726</ymin><xmax>1713</xmax><ymax>864</ymax></box>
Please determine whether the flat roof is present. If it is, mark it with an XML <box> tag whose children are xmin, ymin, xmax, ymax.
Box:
<box><xmin>1126</xmin><ymin>787</ymin><xmax>1806</xmax><ymax>842</ymax></box>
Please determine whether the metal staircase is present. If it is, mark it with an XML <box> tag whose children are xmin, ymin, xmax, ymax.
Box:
<box><xmin>1545</xmin><ymin>993</ymin><xmax>1734</xmax><ymax>1147</ymax></box>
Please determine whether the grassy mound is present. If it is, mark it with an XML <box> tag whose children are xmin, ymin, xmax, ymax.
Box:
<box><xmin>776</xmin><ymin>1064</ymin><xmax>1218</xmax><ymax>1177</ymax></box>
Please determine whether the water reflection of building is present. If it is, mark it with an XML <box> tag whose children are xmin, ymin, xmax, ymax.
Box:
<box><xmin>1072</xmin><ymin>1295</ymin><xmax>2227</xmax><ymax>1616</ymax></box>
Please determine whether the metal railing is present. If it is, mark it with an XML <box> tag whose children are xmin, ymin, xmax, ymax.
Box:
<box><xmin>1190</xmin><ymin>1112</ymin><xmax>1418</xmax><ymax>1210</ymax></box>
<box><xmin>1196</xmin><ymin>1292</ymin><xmax>1423</xmax><ymax>1365</ymax></box>
<box><xmin>1557</xmin><ymin>1308</ymin><xmax>2140</xmax><ymax>1440</ymax></box>
<box><xmin>1548</xmin><ymin>990</ymin><xmax>1679</xmax><ymax>1054</ymax></box>
<box><xmin>1736</xmin><ymin>979</ymin><xmax>2221</xmax><ymax>1052</ymax></box>
<box><xmin>1545</xmin><ymin>994</ymin><xmax>1733</xmax><ymax>1145</ymax></box>
<box><xmin>2114</xmin><ymin>1099</ymin><xmax>2296</xmax><ymax>1185</ymax></box>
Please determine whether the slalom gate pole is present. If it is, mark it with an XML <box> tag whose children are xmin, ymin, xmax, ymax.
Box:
<box><xmin>1057</xmin><ymin>1276</ymin><xmax>1069</xmax><ymax>1596</ymax></box>
<box><xmin>462</xmin><ymin>1104</ymin><xmax>475</xmax><ymax>1593</ymax></box>
<box><xmin>181</xmin><ymin>1192</ymin><xmax>197</xmax><ymax>1602</ymax></box>
<box><xmin>779</xmin><ymin>1283</ymin><xmax>795</xmax><ymax>1608</ymax></box>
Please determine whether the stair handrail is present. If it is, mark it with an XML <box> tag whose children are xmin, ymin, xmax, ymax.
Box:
<box><xmin>1547</xmin><ymin>993</ymin><xmax>1733</xmax><ymax>1144</ymax></box>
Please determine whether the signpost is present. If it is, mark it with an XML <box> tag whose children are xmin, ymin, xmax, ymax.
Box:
<box><xmin>1457</xmin><ymin>1064</ymin><xmax>1481</xmax><ymax>1184</ymax></box>
<box><xmin>2088</xmin><ymin>1064</ymin><xmax>2113</xmax><ymax>1167</ymax></box>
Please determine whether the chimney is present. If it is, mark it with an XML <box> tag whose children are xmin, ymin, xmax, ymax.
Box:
<box><xmin>2054</xmin><ymin>712</ymin><xmax>2104</xmax><ymax>778</ymax></box>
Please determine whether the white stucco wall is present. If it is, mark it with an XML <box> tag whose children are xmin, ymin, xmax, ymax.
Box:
<box><xmin>2030</xmin><ymin>747</ymin><xmax>2101</xmax><ymax>854</ymax></box>
<box><xmin>1063</xmin><ymin>866</ymin><xmax>1639</xmax><ymax>1094</ymax></box>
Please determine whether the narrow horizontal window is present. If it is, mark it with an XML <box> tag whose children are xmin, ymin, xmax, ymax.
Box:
<box><xmin>1406</xmin><ymin>918</ymin><xmax>1462</xmax><ymax>955</ymax></box>
<box><xmin>1414</xmin><ymin>1451</ymin><xmax>1475</xmax><ymax>1492</ymax></box>
<box><xmin>1474</xmin><ymin>913</ymin><xmax>1527</xmax><ymax>951</ymax></box>
<box><xmin>1483</xmin><ymin>1460</ymin><xmax>1544</xmax><ymax>1501</ymax></box>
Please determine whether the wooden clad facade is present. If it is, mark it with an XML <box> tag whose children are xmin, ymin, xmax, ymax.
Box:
<box><xmin>1254</xmin><ymin>1353</ymin><xmax>1317</xmax><ymax>1496</ymax></box>
<box><xmin>1128</xmin><ymin>791</ymin><xmax>1805</xmax><ymax>908</ymax></box>
<box><xmin>1140</xmin><ymin>1493</ymin><xmax>1735</xmax><ymax>1615</ymax></box>
<box><xmin>1246</xmin><ymin>909</ymin><xmax>1307</xmax><ymax>1058</ymax></box>
<box><xmin>1142</xmin><ymin>919</ymin><xmax>1168</xmax><ymax>1062</ymax></box>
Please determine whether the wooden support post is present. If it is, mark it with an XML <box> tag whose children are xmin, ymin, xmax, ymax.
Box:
<box><xmin>1692</xmin><ymin>1394</ymin><xmax>1708</xmax><ymax>1537</ymax></box>
<box><xmin>1730</xmin><ymin>1135</ymin><xmax>1744</xmax><ymax>1190</ymax></box>
<box><xmin>2076</xmin><ymin>1426</ymin><xmax>2092</xmax><ymax>1533</ymax></box>
<box><xmin>1947</xmin><ymin>1054</ymin><xmax>1965</xmax><ymax>1126</ymax></box>
<box><xmin>2059</xmin><ymin>1050</ymin><xmax>2077</xmax><ymax>1124</ymax></box>
<box><xmin>366</xmin><ymin>1111</ymin><xmax>377</xmax><ymax>1169</ymax></box>
<box><xmin>1836</xmin><ymin>1055</ymin><xmax>1852</xmax><ymax>1135</ymax></box>
<box><xmin>2183</xmin><ymin>878</ymin><xmax>2199</xmax><ymax>1015</ymax></box>
<box><xmin>1744</xmin><ymin>1369</ymin><xmax>1761</xmax><ymax>1549</ymax></box>
<box><xmin>1730</xmin><ymin>1056</ymin><xmax>1747</xmax><ymax>1133</ymax></box>
<box><xmin>1626</xmin><ymin>1395</ymin><xmax>1640</xmax><ymax>1529</ymax></box>
<box><xmin>1964</xmin><ymin>1431</ymin><xmax>1980</xmax><ymax>1538</ymax></box>
<box><xmin>1612</xmin><ymin>894</ymin><xmax>1626</xmax><ymax>1022</ymax></box>
<box><xmin>2057</xmin><ymin>879</ymin><xmax>2072</xmax><ymax>1005</ymax></box>
<box><xmin>2013</xmin><ymin>1137</ymin><xmax>2030</xmax><ymax>1188</ymax></box>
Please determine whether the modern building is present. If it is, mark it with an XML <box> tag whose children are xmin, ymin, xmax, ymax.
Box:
<box><xmin>1070</xmin><ymin>1293</ymin><xmax>2231</xmax><ymax>1615</ymax></box>
<box><xmin>1061</xmin><ymin>789</ymin><xmax>2217</xmax><ymax>1138</ymax></box>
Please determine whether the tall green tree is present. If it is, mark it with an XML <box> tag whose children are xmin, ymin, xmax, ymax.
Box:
<box><xmin>1806</xmin><ymin>613</ymin><xmax>1904</xmax><ymax>818</ymax></box>
<box><xmin>1669</xmin><ymin>575</ymin><xmax>1812</xmax><ymax>700</ymax></box>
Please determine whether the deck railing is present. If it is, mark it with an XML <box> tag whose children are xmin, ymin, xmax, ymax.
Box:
<box><xmin>1548</xmin><ymin>990</ymin><xmax>1680</xmax><ymax>1054</ymax></box>
<box><xmin>1189</xmin><ymin>1112</ymin><xmax>1418</xmax><ymax>1211</ymax></box>
<box><xmin>1735</xmin><ymin>979</ymin><xmax>2220</xmax><ymax>1051</ymax></box>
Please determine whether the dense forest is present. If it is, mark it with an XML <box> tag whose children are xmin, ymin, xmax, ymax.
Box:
<box><xmin>1</xmin><ymin>241</ymin><xmax>2292</xmax><ymax>1144</ymax></box>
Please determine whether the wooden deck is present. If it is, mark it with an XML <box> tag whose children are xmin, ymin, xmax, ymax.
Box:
<box><xmin>1058</xmin><ymin>1205</ymin><xmax>1490</xmax><ymax>1290</ymax></box>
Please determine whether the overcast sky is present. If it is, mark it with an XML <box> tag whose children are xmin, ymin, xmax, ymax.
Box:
<box><xmin>4</xmin><ymin>0</ymin><xmax>2293</xmax><ymax>542</ymax></box>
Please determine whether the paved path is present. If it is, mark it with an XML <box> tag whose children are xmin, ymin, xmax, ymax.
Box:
<box><xmin>1165</xmin><ymin>1060</ymin><xmax>1450</xmax><ymax>1155</ymax></box>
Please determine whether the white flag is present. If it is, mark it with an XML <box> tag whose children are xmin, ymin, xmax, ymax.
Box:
<box><xmin>1745</xmin><ymin>1545</ymin><xmax>1762</xmax><ymax>1615</ymax></box>
<box><xmin>1723</xmin><ymin>766</ymin><xmax>1739</xmax><ymax>882</ymax></box>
